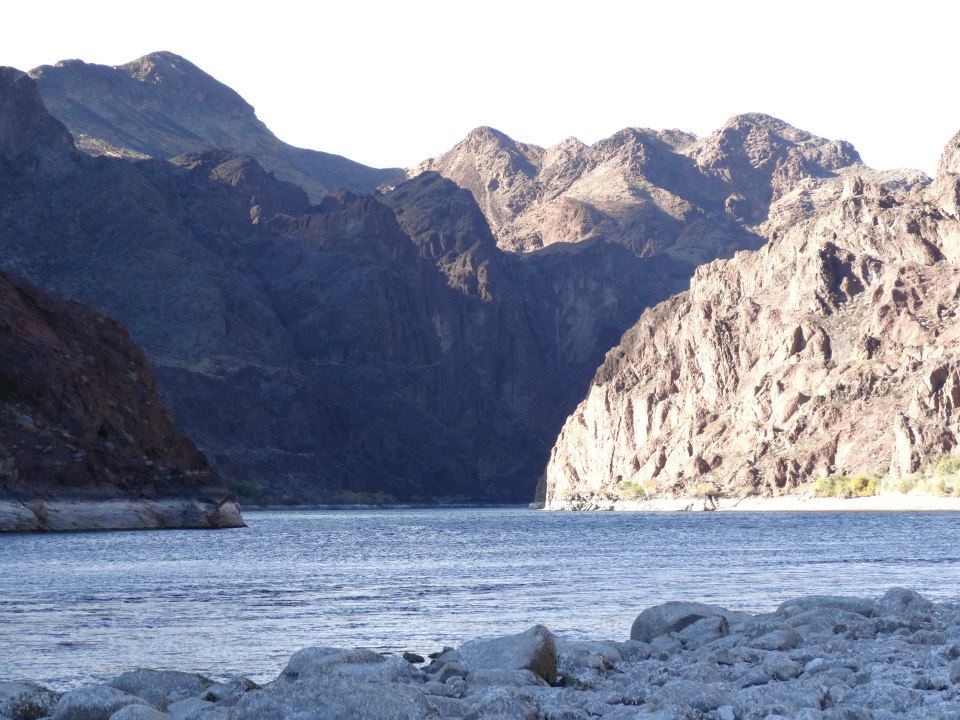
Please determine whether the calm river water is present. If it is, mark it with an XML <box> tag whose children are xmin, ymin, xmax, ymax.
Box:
<box><xmin>1</xmin><ymin>508</ymin><xmax>958</xmax><ymax>687</ymax></box>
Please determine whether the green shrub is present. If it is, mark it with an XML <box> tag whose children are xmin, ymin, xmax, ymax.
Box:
<box><xmin>896</xmin><ymin>475</ymin><xmax>918</xmax><ymax>495</ymax></box>
<box><xmin>930</xmin><ymin>456</ymin><xmax>960</xmax><ymax>477</ymax></box>
<box><xmin>618</xmin><ymin>481</ymin><xmax>645</xmax><ymax>500</ymax></box>
<box><xmin>849</xmin><ymin>475</ymin><xmax>877</xmax><ymax>497</ymax></box>
<box><xmin>692</xmin><ymin>481</ymin><xmax>720</xmax><ymax>499</ymax></box>
<box><xmin>814</xmin><ymin>475</ymin><xmax>841</xmax><ymax>497</ymax></box>
<box><xmin>813</xmin><ymin>475</ymin><xmax>877</xmax><ymax>498</ymax></box>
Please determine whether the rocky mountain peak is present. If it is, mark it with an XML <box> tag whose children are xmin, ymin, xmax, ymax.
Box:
<box><xmin>939</xmin><ymin>130</ymin><xmax>960</xmax><ymax>177</ymax></box>
<box><xmin>0</xmin><ymin>67</ymin><xmax>75</xmax><ymax>175</ymax></box>
<box><xmin>694</xmin><ymin>113</ymin><xmax>861</xmax><ymax>175</ymax></box>
<box><xmin>121</xmin><ymin>51</ymin><xmax>203</xmax><ymax>81</ymax></box>
<box><xmin>934</xmin><ymin>130</ymin><xmax>960</xmax><ymax>216</ymax></box>
<box><xmin>29</xmin><ymin>52</ymin><xmax>405</xmax><ymax>200</ymax></box>
<box><xmin>116</xmin><ymin>51</ymin><xmax>257</xmax><ymax>119</ymax></box>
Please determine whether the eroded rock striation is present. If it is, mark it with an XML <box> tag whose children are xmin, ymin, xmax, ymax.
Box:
<box><xmin>10</xmin><ymin>589</ymin><xmax>960</xmax><ymax>719</ymax></box>
<box><xmin>0</xmin><ymin>270</ymin><xmax>242</xmax><ymax>531</ymax></box>
<box><xmin>545</xmin><ymin>130</ymin><xmax>960</xmax><ymax>508</ymax></box>
<box><xmin>29</xmin><ymin>51</ymin><xmax>405</xmax><ymax>200</ymax></box>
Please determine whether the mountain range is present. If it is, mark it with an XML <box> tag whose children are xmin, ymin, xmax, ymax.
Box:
<box><xmin>1</xmin><ymin>50</ymin><xmax>956</xmax><ymax>522</ymax></box>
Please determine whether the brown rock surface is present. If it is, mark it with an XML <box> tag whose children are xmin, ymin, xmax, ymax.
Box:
<box><xmin>544</xmin><ymin>133</ymin><xmax>960</xmax><ymax>507</ymax></box>
<box><xmin>0</xmin><ymin>271</ymin><xmax>242</xmax><ymax>531</ymax></box>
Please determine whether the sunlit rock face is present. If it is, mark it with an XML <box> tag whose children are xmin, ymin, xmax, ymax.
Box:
<box><xmin>545</xmin><ymin>130</ymin><xmax>960</xmax><ymax>508</ymax></box>
<box><xmin>414</xmin><ymin>114</ymin><xmax>880</xmax><ymax>260</ymax></box>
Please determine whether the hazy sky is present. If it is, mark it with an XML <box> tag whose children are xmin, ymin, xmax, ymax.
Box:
<box><xmin>6</xmin><ymin>0</ymin><xmax>958</xmax><ymax>173</ymax></box>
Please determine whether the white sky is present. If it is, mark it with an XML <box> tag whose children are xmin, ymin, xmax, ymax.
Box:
<box><xmin>5</xmin><ymin>0</ymin><xmax>958</xmax><ymax>174</ymax></box>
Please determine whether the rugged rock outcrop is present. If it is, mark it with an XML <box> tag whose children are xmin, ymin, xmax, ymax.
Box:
<box><xmin>413</xmin><ymin>115</ymin><xmax>878</xmax><ymax>259</ymax></box>
<box><xmin>544</xmin><ymin>131</ymin><xmax>960</xmax><ymax>507</ymax></box>
<box><xmin>0</xmin><ymin>271</ymin><xmax>243</xmax><ymax>531</ymax></box>
<box><xmin>29</xmin><ymin>51</ymin><xmax>405</xmax><ymax>200</ymax></box>
<box><xmin>0</xmin><ymin>67</ymin><xmax>686</xmax><ymax>504</ymax></box>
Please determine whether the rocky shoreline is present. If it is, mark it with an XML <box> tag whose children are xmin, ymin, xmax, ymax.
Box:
<box><xmin>4</xmin><ymin>589</ymin><xmax>959</xmax><ymax>719</ymax></box>
<box><xmin>0</xmin><ymin>498</ymin><xmax>244</xmax><ymax>532</ymax></box>
<box><xmin>545</xmin><ymin>494</ymin><xmax>960</xmax><ymax>513</ymax></box>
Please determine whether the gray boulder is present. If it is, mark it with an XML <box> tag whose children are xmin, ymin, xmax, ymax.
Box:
<box><xmin>0</xmin><ymin>682</ymin><xmax>60</xmax><ymax>720</ymax></box>
<box><xmin>109</xmin><ymin>671</ymin><xmax>212</xmax><ymax>710</ymax></box>
<box><xmin>109</xmin><ymin>706</ymin><xmax>172</xmax><ymax>720</ymax></box>
<box><xmin>164</xmin><ymin>697</ymin><xmax>213</xmax><ymax>720</ymax></box>
<box><xmin>53</xmin><ymin>686</ymin><xmax>144</xmax><ymax>720</ymax></box>
<box><xmin>281</xmin><ymin>646</ymin><xmax>384</xmax><ymax>680</ymax></box>
<box><xmin>879</xmin><ymin>587</ymin><xmax>932</xmax><ymax>615</ymax></box>
<box><xmin>777</xmin><ymin>595</ymin><xmax>879</xmax><ymax>619</ymax></box>
<box><xmin>458</xmin><ymin>625</ymin><xmax>558</xmax><ymax>684</ymax></box>
<box><xmin>229</xmin><ymin>677</ymin><xmax>441</xmax><ymax>719</ymax></box>
<box><xmin>655</xmin><ymin>680</ymin><xmax>730</xmax><ymax>713</ymax></box>
<box><xmin>469</xmin><ymin>669</ymin><xmax>548</xmax><ymax>689</ymax></box>
<box><xmin>761</xmin><ymin>653</ymin><xmax>802</xmax><ymax>681</ymax></box>
<box><xmin>630</xmin><ymin>601</ymin><xmax>733</xmax><ymax>642</ymax></box>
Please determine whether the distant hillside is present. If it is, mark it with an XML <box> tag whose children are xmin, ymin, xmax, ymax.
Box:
<box><xmin>30</xmin><ymin>51</ymin><xmax>405</xmax><ymax>200</ymax></box>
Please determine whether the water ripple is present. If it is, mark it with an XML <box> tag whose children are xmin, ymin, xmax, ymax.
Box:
<box><xmin>0</xmin><ymin>508</ymin><xmax>958</xmax><ymax>687</ymax></box>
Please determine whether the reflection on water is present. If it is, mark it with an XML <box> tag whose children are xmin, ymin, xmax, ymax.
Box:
<box><xmin>1</xmin><ymin>508</ymin><xmax>958</xmax><ymax>687</ymax></box>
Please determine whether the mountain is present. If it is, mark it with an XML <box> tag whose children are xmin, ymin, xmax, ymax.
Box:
<box><xmin>11</xmin><ymin>53</ymin><xmax>935</xmax><ymax>507</ymax></box>
<box><xmin>0</xmin><ymin>67</ymin><xmax>241</xmax><ymax>531</ymax></box>
<box><xmin>28</xmin><ymin>51</ymin><xmax>405</xmax><ymax>200</ymax></box>
<box><xmin>412</xmin><ymin>115</ymin><xmax>903</xmax><ymax>260</ymax></box>
<box><xmin>543</xmin><ymin>131</ymin><xmax>960</xmax><ymax>508</ymax></box>
<box><xmin>0</xmin><ymin>66</ymin><xmax>686</xmax><ymax>504</ymax></box>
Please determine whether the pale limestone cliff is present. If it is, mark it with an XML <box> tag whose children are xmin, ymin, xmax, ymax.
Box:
<box><xmin>544</xmin><ymin>132</ymin><xmax>960</xmax><ymax>508</ymax></box>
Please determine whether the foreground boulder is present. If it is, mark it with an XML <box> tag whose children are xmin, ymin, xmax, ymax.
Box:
<box><xmin>0</xmin><ymin>681</ymin><xmax>60</xmax><ymax>720</ymax></box>
<box><xmin>457</xmin><ymin>624</ymin><xmax>558</xmax><ymax>684</ymax></box>
<box><xmin>108</xmin><ymin>670</ymin><xmax>212</xmax><ymax>710</ymax></box>
<box><xmin>630</xmin><ymin>601</ymin><xmax>734</xmax><ymax>642</ymax></box>
<box><xmin>232</xmin><ymin>673</ymin><xmax>440</xmax><ymax>719</ymax></box>
<box><xmin>52</xmin><ymin>685</ymin><xmax>143</xmax><ymax>720</ymax></box>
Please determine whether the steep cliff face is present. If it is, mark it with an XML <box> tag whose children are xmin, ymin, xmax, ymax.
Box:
<box><xmin>413</xmin><ymin>115</ymin><xmax>871</xmax><ymax>260</ymax></box>
<box><xmin>544</xmin><ymin>134</ymin><xmax>960</xmax><ymax>508</ymax></box>
<box><xmin>0</xmin><ymin>271</ymin><xmax>243</xmax><ymax>531</ymax></box>
<box><xmin>29</xmin><ymin>52</ymin><xmax>405</xmax><ymax>200</ymax></box>
<box><xmin>0</xmin><ymin>67</ymin><xmax>686</xmax><ymax>503</ymax></box>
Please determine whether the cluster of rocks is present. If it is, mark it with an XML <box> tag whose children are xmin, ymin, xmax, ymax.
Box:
<box><xmin>6</xmin><ymin>589</ymin><xmax>960</xmax><ymax>719</ymax></box>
